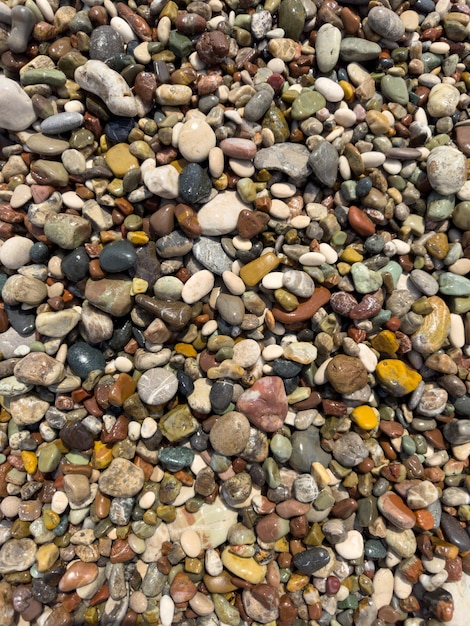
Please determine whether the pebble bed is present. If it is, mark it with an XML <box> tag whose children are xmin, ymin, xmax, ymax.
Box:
<box><xmin>2</xmin><ymin>0</ymin><xmax>470</xmax><ymax>624</ymax></box>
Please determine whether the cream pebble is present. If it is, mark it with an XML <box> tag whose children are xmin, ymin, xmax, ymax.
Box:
<box><xmin>180</xmin><ymin>529</ymin><xmax>202</xmax><ymax>558</ymax></box>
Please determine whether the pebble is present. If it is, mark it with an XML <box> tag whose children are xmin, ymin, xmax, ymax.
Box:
<box><xmin>137</xmin><ymin>367</ymin><xmax>178</xmax><ymax>405</ymax></box>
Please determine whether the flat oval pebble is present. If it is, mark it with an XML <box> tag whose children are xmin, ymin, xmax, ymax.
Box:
<box><xmin>137</xmin><ymin>368</ymin><xmax>178</xmax><ymax>405</ymax></box>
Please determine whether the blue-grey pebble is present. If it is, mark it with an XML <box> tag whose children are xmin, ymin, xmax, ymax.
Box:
<box><xmin>41</xmin><ymin>112</ymin><xmax>84</xmax><ymax>135</ymax></box>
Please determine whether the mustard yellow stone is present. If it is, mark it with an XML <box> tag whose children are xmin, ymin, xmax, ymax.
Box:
<box><xmin>411</xmin><ymin>296</ymin><xmax>451</xmax><ymax>355</ymax></box>
<box><xmin>21</xmin><ymin>450</ymin><xmax>38</xmax><ymax>474</ymax></box>
<box><xmin>213</xmin><ymin>174</ymin><xmax>228</xmax><ymax>190</ymax></box>
<box><xmin>370</xmin><ymin>330</ymin><xmax>400</xmax><ymax>355</ymax></box>
<box><xmin>239</xmin><ymin>252</ymin><xmax>280</xmax><ymax>287</ymax></box>
<box><xmin>340</xmin><ymin>80</ymin><xmax>355</xmax><ymax>100</ymax></box>
<box><xmin>43</xmin><ymin>509</ymin><xmax>60</xmax><ymax>530</ymax></box>
<box><xmin>425</xmin><ymin>232</ymin><xmax>449</xmax><ymax>260</ymax></box>
<box><xmin>127</xmin><ymin>231</ymin><xmax>149</xmax><ymax>245</ymax></box>
<box><xmin>105</xmin><ymin>143</ymin><xmax>139</xmax><ymax>178</ymax></box>
<box><xmin>36</xmin><ymin>543</ymin><xmax>59</xmax><ymax>572</ymax></box>
<box><xmin>221</xmin><ymin>547</ymin><xmax>267</xmax><ymax>584</ymax></box>
<box><xmin>341</xmin><ymin>247</ymin><xmax>363</xmax><ymax>263</ymax></box>
<box><xmin>376</xmin><ymin>359</ymin><xmax>422</xmax><ymax>397</ymax></box>
<box><xmin>337</xmin><ymin>262</ymin><xmax>351</xmax><ymax>275</ymax></box>
<box><xmin>286</xmin><ymin>572</ymin><xmax>309</xmax><ymax>592</ymax></box>
<box><xmin>91</xmin><ymin>442</ymin><xmax>113</xmax><ymax>469</ymax></box>
<box><xmin>175</xmin><ymin>343</ymin><xmax>197</xmax><ymax>357</ymax></box>
<box><xmin>351</xmin><ymin>405</ymin><xmax>379</xmax><ymax>431</ymax></box>
<box><xmin>274</xmin><ymin>537</ymin><xmax>289</xmax><ymax>552</ymax></box>
<box><xmin>130</xmin><ymin>277</ymin><xmax>148</xmax><ymax>295</ymax></box>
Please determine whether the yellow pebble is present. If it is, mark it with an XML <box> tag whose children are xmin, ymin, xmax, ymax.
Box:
<box><xmin>36</xmin><ymin>543</ymin><xmax>59</xmax><ymax>573</ymax></box>
<box><xmin>256</xmin><ymin>169</ymin><xmax>272</xmax><ymax>182</ymax></box>
<box><xmin>105</xmin><ymin>143</ymin><xmax>139</xmax><ymax>178</ymax></box>
<box><xmin>351</xmin><ymin>405</ymin><xmax>379</xmax><ymax>431</ymax></box>
<box><xmin>274</xmin><ymin>537</ymin><xmax>289</xmax><ymax>552</ymax></box>
<box><xmin>370</xmin><ymin>330</ymin><xmax>400</xmax><ymax>355</ymax></box>
<box><xmin>0</xmin><ymin>408</ymin><xmax>11</xmax><ymax>422</ymax></box>
<box><xmin>175</xmin><ymin>343</ymin><xmax>197</xmax><ymax>358</ymax></box>
<box><xmin>341</xmin><ymin>247</ymin><xmax>363</xmax><ymax>263</ymax></box>
<box><xmin>286</xmin><ymin>572</ymin><xmax>309</xmax><ymax>592</ymax></box>
<box><xmin>339</xmin><ymin>80</ymin><xmax>355</xmax><ymax>101</ymax></box>
<box><xmin>376</xmin><ymin>359</ymin><xmax>422</xmax><ymax>396</ymax></box>
<box><xmin>127</xmin><ymin>231</ymin><xmax>149</xmax><ymax>245</ymax></box>
<box><xmin>337</xmin><ymin>262</ymin><xmax>351</xmax><ymax>276</ymax></box>
<box><xmin>92</xmin><ymin>442</ymin><xmax>113</xmax><ymax>470</ymax></box>
<box><xmin>99</xmin><ymin>134</ymin><xmax>110</xmax><ymax>152</ymax></box>
<box><xmin>21</xmin><ymin>451</ymin><xmax>38</xmax><ymax>474</ymax></box>
<box><xmin>170</xmin><ymin>159</ymin><xmax>186</xmax><ymax>173</ymax></box>
<box><xmin>239</xmin><ymin>251</ymin><xmax>280</xmax><ymax>287</ymax></box>
<box><xmin>43</xmin><ymin>509</ymin><xmax>60</xmax><ymax>530</ymax></box>
<box><xmin>130</xmin><ymin>277</ymin><xmax>148</xmax><ymax>296</ymax></box>
<box><xmin>213</xmin><ymin>174</ymin><xmax>228</xmax><ymax>190</ymax></box>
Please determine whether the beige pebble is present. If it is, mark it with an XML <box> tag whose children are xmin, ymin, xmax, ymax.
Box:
<box><xmin>180</xmin><ymin>529</ymin><xmax>202</xmax><ymax>558</ymax></box>
<box><xmin>400</xmin><ymin>9</ymin><xmax>419</xmax><ymax>30</ymax></box>
<box><xmin>270</xmin><ymin>199</ymin><xmax>290</xmax><ymax>219</ymax></box>
<box><xmin>262</xmin><ymin>272</ymin><xmax>284</xmax><ymax>290</ymax></box>
<box><xmin>209</xmin><ymin>146</ymin><xmax>224</xmax><ymax>178</ymax></box>
<box><xmin>271</xmin><ymin>182</ymin><xmax>297</xmax><ymax>198</ymax></box>
<box><xmin>229</xmin><ymin>158</ymin><xmax>255</xmax><ymax>178</ymax></box>
<box><xmin>290</xmin><ymin>215</ymin><xmax>311</xmax><ymax>229</ymax></box>
<box><xmin>222</xmin><ymin>270</ymin><xmax>246</xmax><ymax>296</ymax></box>
<box><xmin>262</xmin><ymin>344</ymin><xmax>284</xmax><ymax>360</ymax></box>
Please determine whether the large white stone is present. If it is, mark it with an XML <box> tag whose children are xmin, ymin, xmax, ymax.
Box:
<box><xmin>197</xmin><ymin>191</ymin><xmax>251</xmax><ymax>236</ymax></box>
<box><xmin>75</xmin><ymin>60</ymin><xmax>138</xmax><ymax>117</ymax></box>
<box><xmin>0</xmin><ymin>76</ymin><xmax>36</xmax><ymax>131</ymax></box>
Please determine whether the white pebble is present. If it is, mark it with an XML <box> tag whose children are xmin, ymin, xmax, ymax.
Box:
<box><xmin>319</xmin><ymin>242</ymin><xmax>338</xmax><ymax>264</ymax></box>
<box><xmin>298</xmin><ymin>251</ymin><xmax>326</xmax><ymax>266</ymax></box>
<box><xmin>229</xmin><ymin>158</ymin><xmax>254</xmax><ymax>178</ymax></box>
<box><xmin>160</xmin><ymin>596</ymin><xmax>175</xmax><ymax>626</ymax></box>
<box><xmin>361</xmin><ymin>151</ymin><xmax>386</xmax><ymax>168</ymax></box>
<box><xmin>205</xmin><ymin>548</ymin><xmax>224</xmax><ymax>576</ymax></box>
<box><xmin>201</xmin><ymin>319</ymin><xmax>218</xmax><ymax>336</ymax></box>
<box><xmin>314</xmin><ymin>358</ymin><xmax>331</xmax><ymax>385</ymax></box>
<box><xmin>290</xmin><ymin>215</ymin><xmax>310</xmax><ymax>230</ymax></box>
<box><xmin>270</xmin><ymin>182</ymin><xmax>296</xmax><ymax>198</ymax></box>
<box><xmin>180</xmin><ymin>529</ymin><xmax>202</xmax><ymax>558</ymax></box>
<box><xmin>181</xmin><ymin>269</ymin><xmax>215</xmax><ymax>304</ymax></box>
<box><xmin>334</xmin><ymin>109</ymin><xmax>357</xmax><ymax>127</ymax></box>
<box><xmin>306</xmin><ymin>202</ymin><xmax>328</xmax><ymax>220</ymax></box>
<box><xmin>450</xmin><ymin>313</ymin><xmax>465</xmax><ymax>348</ymax></box>
<box><xmin>209</xmin><ymin>146</ymin><xmax>224</xmax><ymax>178</ymax></box>
<box><xmin>64</xmin><ymin>100</ymin><xmax>85</xmax><ymax>114</ymax></box>
<box><xmin>51</xmin><ymin>491</ymin><xmax>69</xmax><ymax>514</ymax></box>
<box><xmin>115</xmin><ymin>356</ymin><xmax>133</xmax><ymax>372</ymax></box>
<box><xmin>232</xmin><ymin>235</ymin><xmax>252</xmax><ymax>251</ymax></box>
<box><xmin>1</xmin><ymin>496</ymin><xmax>20</xmax><ymax>517</ymax></box>
<box><xmin>262</xmin><ymin>344</ymin><xmax>284</xmax><ymax>360</ymax></box>
<box><xmin>269</xmin><ymin>199</ymin><xmax>290</xmax><ymax>219</ymax></box>
<box><xmin>62</xmin><ymin>191</ymin><xmax>84</xmax><ymax>209</ymax></box>
<box><xmin>13</xmin><ymin>345</ymin><xmax>30</xmax><ymax>356</ymax></box>
<box><xmin>139</xmin><ymin>491</ymin><xmax>156</xmax><ymax>509</ymax></box>
<box><xmin>372</xmin><ymin>568</ymin><xmax>394</xmax><ymax>609</ymax></box>
<box><xmin>141</xmin><ymin>417</ymin><xmax>157</xmax><ymax>439</ymax></box>
<box><xmin>222</xmin><ymin>270</ymin><xmax>246</xmax><ymax>296</ymax></box>
<box><xmin>110</xmin><ymin>16</ymin><xmax>136</xmax><ymax>42</ymax></box>
<box><xmin>262</xmin><ymin>272</ymin><xmax>284</xmax><ymax>290</ymax></box>
<box><xmin>314</xmin><ymin>77</ymin><xmax>344</xmax><ymax>102</ymax></box>
<box><xmin>128</xmin><ymin>422</ymin><xmax>141</xmax><ymax>441</ymax></box>
<box><xmin>36</xmin><ymin>0</ymin><xmax>54</xmax><ymax>21</ymax></box>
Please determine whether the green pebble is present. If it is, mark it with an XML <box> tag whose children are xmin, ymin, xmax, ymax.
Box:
<box><xmin>401</xmin><ymin>435</ymin><xmax>416</xmax><ymax>456</ymax></box>
<box><xmin>314</xmin><ymin>489</ymin><xmax>335</xmax><ymax>510</ymax></box>
<box><xmin>278</xmin><ymin>0</ymin><xmax>305</xmax><ymax>40</ymax></box>
<box><xmin>413</xmin><ymin>434</ymin><xmax>427</xmax><ymax>454</ymax></box>
<box><xmin>364</xmin><ymin>539</ymin><xmax>387</xmax><ymax>559</ymax></box>
<box><xmin>21</xmin><ymin>69</ymin><xmax>67</xmax><ymax>87</ymax></box>
<box><xmin>377</xmin><ymin>261</ymin><xmax>402</xmax><ymax>287</ymax></box>
<box><xmin>338</xmin><ymin>595</ymin><xmax>359</xmax><ymax>610</ymax></box>
<box><xmin>426</xmin><ymin>191</ymin><xmax>455</xmax><ymax>220</ymax></box>
<box><xmin>291</xmin><ymin>90</ymin><xmax>326</xmax><ymax>121</ymax></box>
<box><xmin>279</xmin><ymin>569</ymin><xmax>291</xmax><ymax>583</ymax></box>
<box><xmin>38</xmin><ymin>443</ymin><xmax>62</xmax><ymax>473</ymax></box>
<box><xmin>425</xmin><ymin>133</ymin><xmax>451</xmax><ymax>151</ymax></box>
<box><xmin>270</xmin><ymin>434</ymin><xmax>292</xmax><ymax>464</ymax></box>
<box><xmin>29</xmin><ymin>342</ymin><xmax>45</xmax><ymax>352</ymax></box>
<box><xmin>439</xmin><ymin>272</ymin><xmax>470</xmax><ymax>296</ymax></box>
<box><xmin>351</xmin><ymin>262</ymin><xmax>383</xmax><ymax>294</ymax></box>
<box><xmin>274</xmin><ymin>288</ymin><xmax>299</xmax><ymax>312</ymax></box>
<box><xmin>381</xmin><ymin>75</ymin><xmax>409</xmax><ymax>106</ymax></box>
<box><xmin>262</xmin><ymin>106</ymin><xmax>290</xmax><ymax>143</ymax></box>
<box><xmin>237</xmin><ymin>178</ymin><xmax>257</xmax><ymax>203</ymax></box>
<box><xmin>450</xmin><ymin>296</ymin><xmax>470</xmax><ymax>314</ymax></box>
<box><xmin>168</xmin><ymin>31</ymin><xmax>193</xmax><ymax>58</ymax></box>
<box><xmin>263</xmin><ymin>457</ymin><xmax>281</xmax><ymax>489</ymax></box>
<box><xmin>340</xmin><ymin>180</ymin><xmax>357</xmax><ymax>202</ymax></box>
